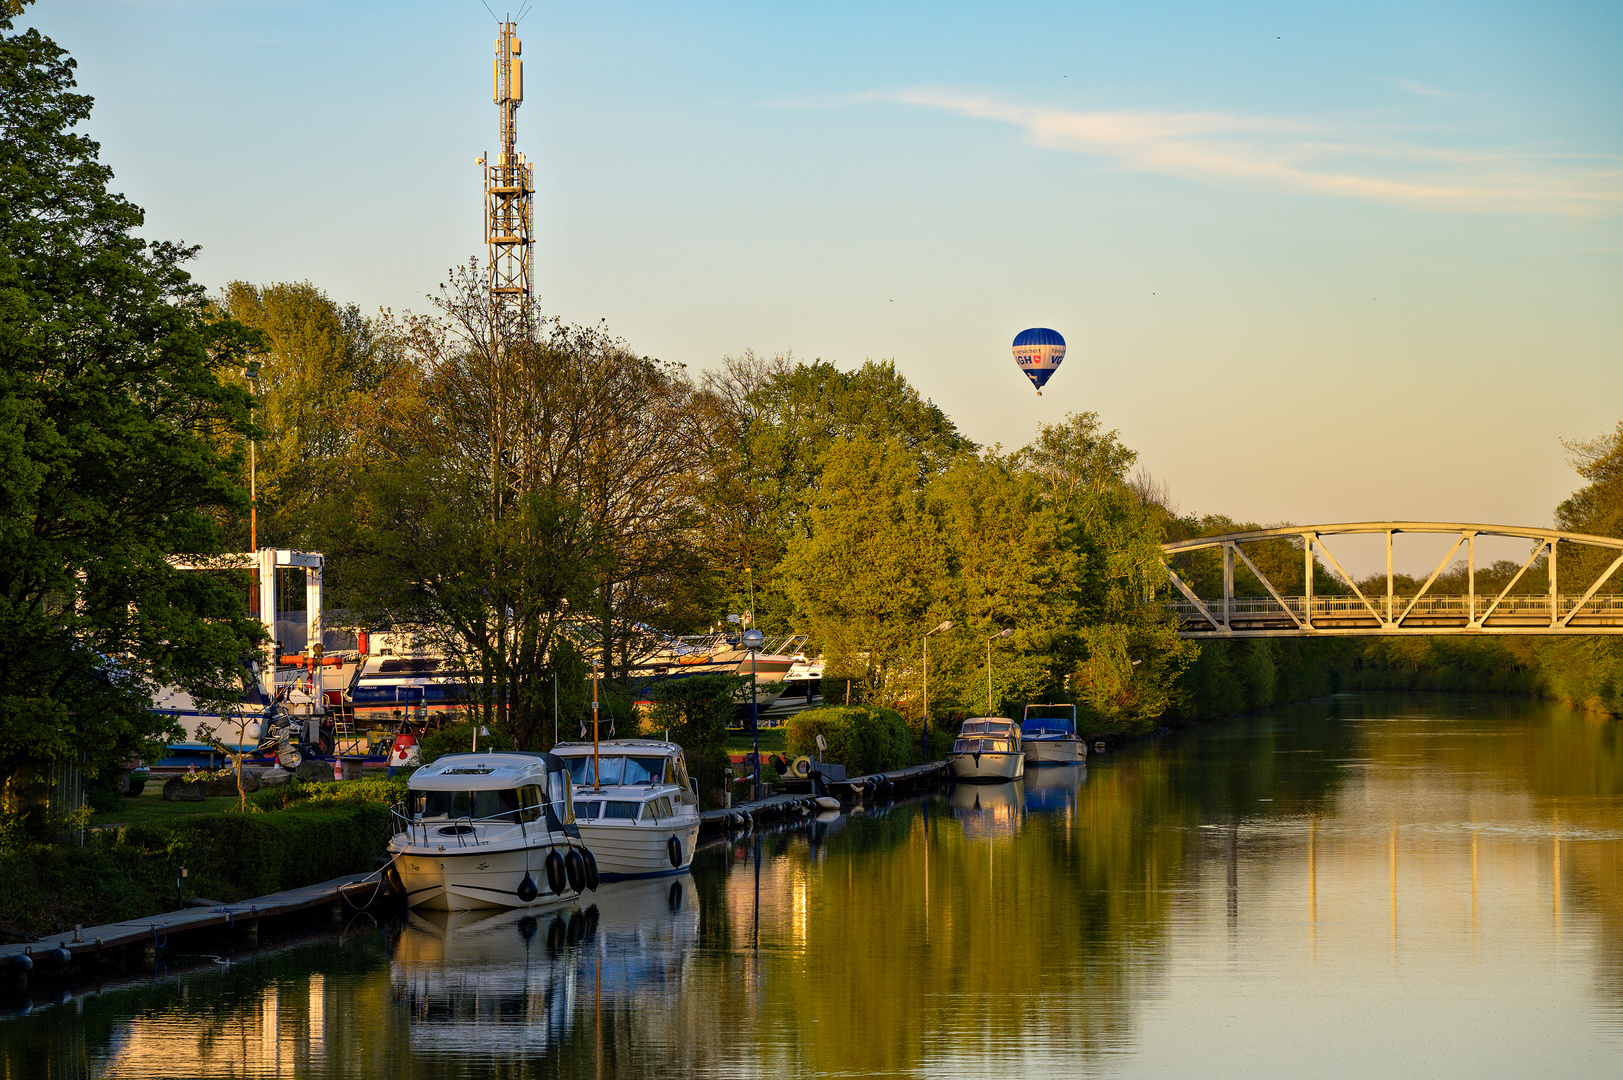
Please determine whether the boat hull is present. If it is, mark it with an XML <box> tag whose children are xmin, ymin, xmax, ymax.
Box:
<box><xmin>1024</xmin><ymin>736</ymin><xmax>1085</xmax><ymax>765</ymax></box>
<box><xmin>578</xmin><ymin>819</ymin><xmax>701</xmax><ymax>880</ymax></box>
<box><xmin>390</xmin><ymin>841</ymin><xmax>583</xmax><ymax>912</ymax></box>
<box><xmin>949</xmin><ymin>750</ymin><xmax>1025</xmax><ymax>782</ymax></box>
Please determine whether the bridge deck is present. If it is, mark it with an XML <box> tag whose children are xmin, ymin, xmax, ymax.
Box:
<box><xmin>1169</xmin><ymin>594</ymin><xmax>1623</xmax><ymax>636</ymax></box>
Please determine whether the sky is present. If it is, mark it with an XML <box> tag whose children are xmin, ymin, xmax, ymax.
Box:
<box><xmin>23</xmin><ymin>1</ymin><xmax>1623</xmax><ymax>576</ymax></box>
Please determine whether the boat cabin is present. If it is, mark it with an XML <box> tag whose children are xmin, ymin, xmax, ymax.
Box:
<box><xmin>952</xmin><ymin>717</ymin><xmax>1021</xmax><ymax>756</ymax></box>
<box><xmin>402</xmin><ymin>752</ymin><xmax>576</xmax><ymax>836</ymax></box>
<box><xmin>550</xmin><ymin>739</ymin><xmax>695</xmax><ymax>800</ymax></box>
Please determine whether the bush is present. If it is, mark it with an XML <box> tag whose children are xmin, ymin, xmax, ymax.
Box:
<box><xmin>0</xmin><ymin>799</ymin><xmax>393</xmax><ymax>936</ymax></box>
<box><xmin>643</xmin><ymin>674</ymin><xmax>749</xmax><ymax>809</ymax></box>
<box><xmin>249</xmin><ymin>775</ymin><xmax>409</xmax><ymax>812</ymax></box>
<box><xmin>420</xmin><ymin>722</ymin><xmax>515</xmax><ymax>764</ymax></box>
<box><xmin>786</xmin><ymin>706</ymin><xmax>917</xmax><ymax>776</ymax></box>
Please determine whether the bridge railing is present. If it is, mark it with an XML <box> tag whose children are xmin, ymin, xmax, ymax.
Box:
<box><xmin>1166</xmin><ymin>593</ymin><xmax>1623</xmax><ymax>625</ymax></box>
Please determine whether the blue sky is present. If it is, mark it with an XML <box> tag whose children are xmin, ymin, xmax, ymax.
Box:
<box><xmin>25</xmin><ymin>1</ymin><xmax>1623</xmax><ymax>573</ymax></box>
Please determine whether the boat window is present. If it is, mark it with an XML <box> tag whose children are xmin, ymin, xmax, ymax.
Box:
<box><xmin>602</xmin><ymin>801</ymin><xmax>641</xmax><ymax>820</ymax></box>
<box><xmin>671</xmin><ymin>753</ymin><xmax>690</xmax><ymax>791</ymax></box>
<box><xmin>960</xmin><ymin>721</ymin><xmax>988</xmax><ymax>734</ymax></box>
<box><xmin>549</xmin><ymin>768</ymin><xmax>574</xmax><ymax>824</ymax></box>
<box><xmin>565</xmin><ymin>755</ymin><xmax>625</xmax><ymax>786</ymax></box>
<box><xmin>411</xmin><ymin>788</ymin><xmax>521</xmax><ymax>821</ymax></box>
<box><xmin>646</xmin><ymin>796</ymin><xmax>672</xmax><ymax>820</ymax></box>
<box><xmin>576</xmin><ymin>801</ymin><xmax>601</xmax><ymax>819</ymax></box>
<box><xmin>624</xmin><ymin>756</ymin><xmax>667</xmax><ymax>785</ymax></box>
<box><xmin>517</xmin><ymin>785</ymin><xmax>545</xmax><ymax>823</ymax></box>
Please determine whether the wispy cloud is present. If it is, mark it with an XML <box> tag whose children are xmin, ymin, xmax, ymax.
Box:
<box><xmin>882</xmin><ymin>89</ymin><xmax>1623</xmax><ymax>215</ymax></box>
<box><xmin>1390</xmin><ymin>78</ymin><xmax>1454</xmax><ymax>99</ymax></box>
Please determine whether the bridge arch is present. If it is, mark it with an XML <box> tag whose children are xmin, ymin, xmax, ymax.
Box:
<box><xmin>1160</xmin><ymin>522</ymin><xmax>1623</xmax><ymax>637</ymax></box>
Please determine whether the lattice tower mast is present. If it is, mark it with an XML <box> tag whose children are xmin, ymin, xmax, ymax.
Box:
<box><xmin>485</xmin><ymin>18</ymin><xmax>532</xmax><ymax>327</ymax></box>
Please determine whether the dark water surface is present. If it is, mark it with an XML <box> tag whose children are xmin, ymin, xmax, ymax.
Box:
<box><xmin>7</xmin><ymin>693</ymin><xmax>1623</xmax><ymax>1078</ymax></box>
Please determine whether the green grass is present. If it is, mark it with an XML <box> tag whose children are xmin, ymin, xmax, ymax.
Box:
<box><xmin>91</xmin><ymin>784</ymin><xmax>241</xmax><ymax>829</ymax></box>
<box><xmin>725</xmin><ymin>728</ymin><xmax>787</xmax><ymax>756</ymax></box>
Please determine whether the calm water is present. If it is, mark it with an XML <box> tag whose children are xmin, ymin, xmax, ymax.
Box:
<box><xmin>7</xmin><ymin>692</ymin><xmax>1623</xmax><ymax>1079</ymax></box>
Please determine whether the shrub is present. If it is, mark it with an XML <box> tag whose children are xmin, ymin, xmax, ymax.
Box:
<box><xmin>420</xmin><ymin>722</ymin><xmax>515</xmax><ymax>764</ymax></box>
<box><xmin>643</xmin><ymin>674</ymin><xmax>749</xmax><ymax>809</ymax></box>
<box><xmin>786</xmin><ymin>706</ymin><xmax>917</xmax><ymax>776</ymax></box>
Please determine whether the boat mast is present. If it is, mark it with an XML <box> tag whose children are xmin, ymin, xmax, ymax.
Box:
<box><xmin>592</xmin><ymin>658</ymin><xmax>601</xmax><ymax>788</ymax></box>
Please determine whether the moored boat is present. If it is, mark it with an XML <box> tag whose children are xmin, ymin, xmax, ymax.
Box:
<box><xmin>948</xmin><ymin>717</ymin><xmax>1026</xmax><ymax>782</ymax></box>
<box><xmin>1021</xmin><ymin>704</ymin><xmax>1086</xmax><ymax>765</ymax></box>
<box><xmin>549</xmin><ymin>739</ymin><xmax>702</xmax><ymax>880</ymax></box>
<box><xmin>388</xmin><ymin>751</ymin><xmax>597</xmax><ymax>911</ymax></box>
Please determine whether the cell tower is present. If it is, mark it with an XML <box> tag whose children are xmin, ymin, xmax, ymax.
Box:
<box><xmin>484</xmin><ymin>16</ymin><xmax>532</xmax><ymax>327</ymax></box>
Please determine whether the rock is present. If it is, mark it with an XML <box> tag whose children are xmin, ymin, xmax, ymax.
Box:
<box><xmin>162</xmin><ymin>776</ymin><xmax>205</xmax><ymax>802</ymax></box>
<box><xmin>250</xmin><ymin>767</ymin><xmax>289</xmax><ymax>788</ymax></box>
<box><xmin>295</xmin><ymin>760</ymin><xmax>333</xmax><ymax>784</ymax></box>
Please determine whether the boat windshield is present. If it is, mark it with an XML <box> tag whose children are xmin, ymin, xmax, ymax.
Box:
<box><xmin>563</xmin><ymin>754</ymin><xmax>668</xmax><ymax>787</ymax></box>
<box><xmin>412</xmin><ymin>788</ymin><xmax>524</xmax><ymax>822</ymax></box>
<box><xmin>959</xmin><ymin>721</ymin><xmax>989</xmax><ymax>735</ymax></box>
<box><xmin>954</xmin><ymin>737</ymin><xmax>1016</xmax><ymax>754</ymax></box>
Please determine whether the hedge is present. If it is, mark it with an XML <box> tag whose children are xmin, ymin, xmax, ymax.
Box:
<box><xmin>785</xmin><ymin>706</ymin><xmax>918</xmax><ymax>777</ymax></box>
<box><xmin>0</xmin><ymin>798</ymin><xmax>395</xmax><ymax>937</ymax></box>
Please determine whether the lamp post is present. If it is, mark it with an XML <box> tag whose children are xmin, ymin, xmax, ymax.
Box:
<box><xmin>986</xmin><ymin>628</ymin><xmax>1014</xmax><ymax>714</ymax></box>
<box><xmin>922</xmin><ymin>620</ymin><xmax>953</xmax><ymax>759</ymax></box>
<box><xmin>241</xmin><ymin>361</ymin><xmax>260</xmax><ymax>555</ymax></box>
<box><xmin>743</xmin><ymin>628</ymin><xmax>765</xmax><ymax>799</ymax></box>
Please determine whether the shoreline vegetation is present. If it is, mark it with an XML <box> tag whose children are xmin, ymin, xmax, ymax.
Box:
<box><xmin>3</xmin><ymin>10</ymin><xmax>1620</xmax><ymax>933</ymax></box>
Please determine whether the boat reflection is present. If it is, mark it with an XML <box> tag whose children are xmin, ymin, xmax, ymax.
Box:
<box><xmin>1024</xmin><ymin>762</ymin><xmax>1085</xmax><ymax>815</ymax></box>
<box><xmin>393</xmin><ymin>875</ymin><xmax>699</xmax><ymax>1058</ymax></box>
<box><xmin>948</xmin><ymin>779</ymin><xmax>1025</xmax><ymax>839</ymax></box>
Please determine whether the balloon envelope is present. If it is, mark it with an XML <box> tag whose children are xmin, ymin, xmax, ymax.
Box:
<box><xmin>1011</xmin><ymin>328</ymin><xmax>1066</xmax><ymax>394</ymax></box>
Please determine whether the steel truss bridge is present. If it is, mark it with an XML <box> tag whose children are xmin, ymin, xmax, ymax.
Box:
<box><xmin>1162</xmin><ymin>522</ymin><xmax>1623</xmax><ymax>638</ymax></box>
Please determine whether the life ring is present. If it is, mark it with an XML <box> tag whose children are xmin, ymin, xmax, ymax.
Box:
<box><xmin>563</xmin><ymin>849</ymin><xmax>586</xmax><ymax>893</ymax></box>
<box><xmin>667</xmin><ymin>834</ymin><xmax>682</xmax><ymax>868</ymax></box>
<box><xmin>581</xmin><ymin>848</ymin><xmax>600</xmax><ymax>891</ymax></box>
<box><xmin>790</xmin><ymin>755</ymin><xmax>813</xmax><ymax>778</ymax></box>
<box><xmin>544</xmin><ymin>850</ymin><xmax>566</xmax><ymax>895</ymax></box>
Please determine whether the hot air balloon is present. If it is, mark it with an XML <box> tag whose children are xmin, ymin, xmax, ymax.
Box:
<box><xmin>1012</xmin><ymin>328</ymin><xmax>1066</xmax><ymax>395</ymax></box>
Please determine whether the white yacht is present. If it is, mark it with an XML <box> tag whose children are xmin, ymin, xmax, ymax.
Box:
<box><xmin>550</xmin><ymin>739</ymin><xmax>702</xmax><ymax>880</ymax></box>
<box><xmin>1021</xmin><ymin>704</ymin><xmax>1086</xmax><ymax>765</ymax></box>
<box><xmin>948</xmin><ymin>717</ymin><xmax>1026</xmax><ymax>782</ymax></box>
<box><xmin>388</xmin><ymin>751</ymin><xmax>597</xmax><ymax>912</ymax></box>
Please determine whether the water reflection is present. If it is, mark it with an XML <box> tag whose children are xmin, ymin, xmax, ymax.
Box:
<box><xmin>5</xmin><ymin>694</ymin><xmax>1623</xmax><ymax>1078</ymax></box>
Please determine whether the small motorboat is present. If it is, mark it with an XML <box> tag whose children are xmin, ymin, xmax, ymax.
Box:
<box><xmin>388</xmin><ymin>751</ymin><xmax>596</xmax><ymax>911</ymax></box>
<box><xmin>550</xmin><ymin>739</ymin><xmax>702</xmax><ymax>880</ymax></box>
<box><xmin>1021</xmin><ymin>704</ymin><xmax>1086</xmax><ymax>766</ymax></box>
<box><xmin>948</xmin><ymin>717</ymin><xmax>1026</xmax><ymax>782</ymax></box>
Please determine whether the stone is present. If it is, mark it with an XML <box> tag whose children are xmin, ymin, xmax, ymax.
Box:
<box><xmin>294</xmin><ymin>760</ymin><xmax>333</xmax><ymax>784</ymax></box>
<box><xmin>162</xmin><ymin>776</ymin><xmax>205</xmax><ymax>802</ymax></box>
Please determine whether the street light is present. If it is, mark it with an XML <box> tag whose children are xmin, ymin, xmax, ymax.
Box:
<box><xmin>241</xmin><ymin>361</ymin><xmax>261</xmax><ymax>553</ymax></box>
<box><xmin>743</xmin><ymin>628</ymin><xmax>765</xmax><ymax>800</ymax></box>
<box><xmin>986</xmin><ymin>628</ymin><xmax>1014</xmax><ymax>714</ymax></box>
<box><xmin>922</xmin><ymin>620</ymin><xmax>953</xmax><ymax>760</ymax></box>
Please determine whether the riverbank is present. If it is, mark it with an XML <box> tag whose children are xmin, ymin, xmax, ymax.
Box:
<box><xmin>0</xmin><ymin>779</ymin><xmax>403</xmax><ymax>938</ymax></box>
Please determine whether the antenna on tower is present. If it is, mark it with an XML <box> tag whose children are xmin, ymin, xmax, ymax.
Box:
<box><xmin>484</xmin><ymin>11</ymin><xmax>533</xmax><ymax>331</ymax></box>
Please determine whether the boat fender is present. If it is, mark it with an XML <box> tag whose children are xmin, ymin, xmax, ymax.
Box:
<box><xmin>668</xmin><ymin>880</ymin><xmax>683</xmax><ymax>911</ymax></box>
<box><xmin>47</xmin><ymin>948</ymin><xmax>70</xmax><ymax>965</ymax></box>
<box><xmin>814</xmin><ymin>796</ymin><xmax>840</xmax><ymax>812</ymax></box>
<box><xmin>667</xmin><ymin>834</ymin><xmax>682</xmax><ymax>868</ymax></box>
<box><xmin>563</xmin><ymin>849</ymin><xmax>586</xmax><ymax>894</ymax></box>
<box><xmin>10</xmin><ymin>953</ymin><xmax>32</xmax><ymax>972</ymax></box>
<box><xmin>581</xmin><ymin>848</ymin><xmax>600</xmax><ymax>892</ymax></box>
<box><xmin>517</xmin><ymin>873</ymin><xmax>539</xmax><ymax>903</ymax></box>
<box><xmin>544</xmin><ymin>851</ymin><xmax>566</xmax><ymax>895</ymax></box>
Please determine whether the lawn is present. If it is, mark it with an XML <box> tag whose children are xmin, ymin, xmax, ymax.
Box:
<box><xmin>92</xmin><ymin>784</ymin><xmax>247</xmax><ymax>829</ymax></box>
<box><xmin>725</xmin><ymin>727</ymin><xmax>788</xmax><ymax>756</ymax></box>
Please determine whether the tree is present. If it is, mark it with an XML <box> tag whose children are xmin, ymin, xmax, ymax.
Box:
<box><xmin>217</xmin><ymin>280</ymin><xmax>402</xmax><ymax>549</ymax></box>
<box><xmin>0</xmin><ymin>10</ymin><xmax>264</xmax><ymax>786</ymax></box>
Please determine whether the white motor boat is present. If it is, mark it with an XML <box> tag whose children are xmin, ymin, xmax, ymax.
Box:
<box><xmin>549</xmin><ymin>739</ymin><xmax>702</xmax><ymax>880</ymax></box>
<box><xmin>388</xmin><ymin>751</ymin><xmax>596</xmax><ymax>912</ymax></box>
<box><xmin>1021</xmin><ymin>704</ymin><xmax>1086</xmax><ymax>765</ymax></box>
<box><xmin>948</xmin><ymin>717</ymin><xmax>1026</xmax><ymax>782</ymax></box>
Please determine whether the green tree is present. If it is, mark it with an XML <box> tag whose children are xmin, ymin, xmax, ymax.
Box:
<box><xmin>0</xmin><ymin>10</ymin><xmax>264</xmax><ymax>785</ymax></box>
<box><xmin>217</xmin><ymin>280</ymin><xmax>402</xmax><ymax>549</ymax></box>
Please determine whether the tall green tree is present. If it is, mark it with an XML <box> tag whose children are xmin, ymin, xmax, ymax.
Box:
<box><xmin>0</xmin><ymin>9</ymin><xmax>264</xmax><ymax>784</ymax></box>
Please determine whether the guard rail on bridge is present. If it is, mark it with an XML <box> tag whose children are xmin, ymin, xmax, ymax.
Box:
<box><xmin>1161</xmin><ymin>522</ymin><xmax>1623</xmax><ymax>638</ymax></box>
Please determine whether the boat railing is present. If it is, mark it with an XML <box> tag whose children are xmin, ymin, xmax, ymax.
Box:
<box><xmin>389</xmin><ymin>801</ymin><xmax>550</xmax><ymax>848</ymax></box>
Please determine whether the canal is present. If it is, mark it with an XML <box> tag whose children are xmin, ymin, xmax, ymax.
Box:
<box><xmin>6</xmin><ymin>692</ymin><xmax>1623</xmax><ymax>1078</ymax></box>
